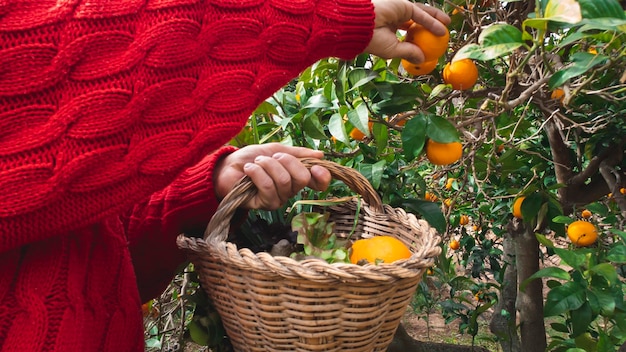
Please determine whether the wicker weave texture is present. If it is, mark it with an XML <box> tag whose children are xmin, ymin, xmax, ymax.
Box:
<box><xmin>177</xmin><ymin>159</ymin><xmax>441</xmax><ymax>351</ymax></box>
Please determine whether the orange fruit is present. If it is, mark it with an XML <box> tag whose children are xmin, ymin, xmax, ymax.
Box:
<box><xmin>425</xmin><ymin>139</ymin><xmax>463</xmax><ymax>165</ymax></box>
<box><xmin>349</xmin><ymin>121</ymin><xmax>374</xmax><ymax>141</ymax></box>
<box><xmin>512</xmin><ymin>196</ymin><xmax>525</xmax><ymax>219</ymax></box>
<box><xmin>443</xmin><ymin>59</ymin><xmax>479</xmax><ymax>91</ymax></box>
<box><xmin>402</xmin><ymin>58</ymin><xmax>438</xmax><ymax>76</ymax></box>
<box><xmin>620</xmin><ymin>187</ymin><xmax>626</xmax><ymax>195</ymax></box>
<box><xmin>405</xmin><ymin>23</ymin><xmax>450</xmax><ymax>61</ymax></box>
<box><xmin>425</xmin><ymin>191</ymin><xmax>438</xmax><ymax>202</ymax></box>
<box><xmin>459</xmin><ymin>214</ymin><xmax>469</xmax><ymax>226</ymax></box>
<box><xmin>445</xmin><ymin>178</ymin><xmax>455</xmax><ymax>190</ymax></box>
<box><xmin>551</xmin><ymin>88</ymin><xmax>565</xmax><ymax>102</ymax></box>
<box><xmin>350</xmin><ymin>235</ymin><xmax>412</xmax><ymax>264</ymax></box>
<box><xmin>581</xmin><ymin>209</ymin><xmax>592</xmax><ymax>219</ymax></box>
<box><xmin>449</xmin><ymin>239</ymin><xmax>460</xmax><ymax>250</ymax></box>
<box><xmin>444</xmin><ymin>198</ymin><xmax>453</xmax><ymax>208</ymax></box>
<box><xmin>567</xmin><ymin>220</ymin><xmax>598</xmax><ymax>247</ymax></box>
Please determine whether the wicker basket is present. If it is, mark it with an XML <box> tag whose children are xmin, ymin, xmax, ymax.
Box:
<box><xmin>177</xmin><ymin>158</ymin><xmax>441</xmax><ymax>352</ymax></box>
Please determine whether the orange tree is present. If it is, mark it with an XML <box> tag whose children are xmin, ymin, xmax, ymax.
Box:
<box><xmin>146</xmin><ymin>0</ymin><xmax>626</xmax><ymax>351</ymax></box>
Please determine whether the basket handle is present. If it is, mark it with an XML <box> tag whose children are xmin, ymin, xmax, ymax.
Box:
<box><xmin>204</xmin><ymin>158</ymin><xmax>383</xmax><ymax>244</ymax></box>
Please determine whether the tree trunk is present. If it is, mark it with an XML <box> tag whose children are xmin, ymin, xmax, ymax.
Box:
<box><xmin>489</xmin><ymin>226</ymin><xmax>521</xmax><ymax>352</ymax></box>
<box><xmin>512</xmin><ymin>220</ymin><xmax>547</xmax><ymax>352</ymax></box>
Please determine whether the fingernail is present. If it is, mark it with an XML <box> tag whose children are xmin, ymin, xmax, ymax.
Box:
<box><xmin>254</xmin><ymin>156</ymin><xmax>266</xmax><ymax>162</ymax></box>
<box><xmin>273</xmin><ymin>152</ymin><xmax>285</xmax><ymax>159</ymax></box>
<box><xmin>244</xmin><ymin>163</ymin><xmax>254</xmax><ymax>170</ymax></box>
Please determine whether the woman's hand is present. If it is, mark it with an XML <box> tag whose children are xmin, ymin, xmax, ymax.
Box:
<box><xmin>365</xmin><ymin>0</ymin><xmax>451</xmax><ymax>64</ymax></box>
<box><xmin>213</xmin><ymin>143</ymin><xmax>331</xmax><ymax>210</ymax></box>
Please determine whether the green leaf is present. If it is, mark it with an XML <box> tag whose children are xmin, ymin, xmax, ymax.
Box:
<box><xmin>586</xmin><ymin>202</ymin><xmax>609</xmax><ymax>216</ymax></box>
<box><xmin>520</xmin><ymin>267</ymin><xmax>571</xmax><ymax>292</ymax></box>
<box><xmin>401</xmin><ymin>114</ymin><xmax>428</xmax><ymax>161</ymax></box>
<box><xmin>554</xmin><ymin>247</ymin><xmax>587</xmax><ymax>270</ymax></box>
<box><xmin>145</xmin><ymin>338</ymin><xmax>162</xmax><ymax>349</ymax></box>
<box><xmin>426</xmin><ymin>115</ymin><xmax>460</xmax><ymax>143</ymax></box>
<box><xmin>347</xmin><ymin>68</ymin><xmax>379</xmax><ymax>91</ymax></box>
<box><xmin>358</xmin><ymin>160</ymin><xmax>386</xmax><ymax>190</ymax></box>
<box><xmin>544</xmin><ymin>281</ymin><xmax>586</xmax><ymax>317</ymax></box>
<box><xmin>329</xmin><ymin>113</ymin><xmax>349</xmax><ymax>144</ymax></box>
<box><xmin>589</xmin><ymin>263</ymin><xmax>618</xmax><ymax>286</ymax></box>
<box><xmin>454</xmin><ymin>24</ymin><xmax>524</xmax><ymax>62</ymax></box>
<box><xmin>521</xmin><ymin>192</ymin><xmax>544</xmax><ymax>222</ymax></box>
<box><xmin>607</xmin><ymin>245</ymin><xmax>626</xmax><ymax>263</ymax></box>
<box><xmin>302</xmin><ymin>115</ymin><xmax>329</xmax><ymax>140</ymax></box>
<box><xmin>536</xmin><ymin>233</ymin><xmax>556</xmax><ymax>248</ymax></box>
<box><xmin>400</xmin><ymin>199</ymin><xmax>446</xmax><ymax>234</ymax></box>
<box><xmin>549</xmin><ymin>52</ymin><xmax>609</xmax><ymax>89</ymax></box>
<box><xmin>428</xmin><ymin>83</ymin><xmax>449</xmax><ymax>100</ymax></box>
<box><xmin>347</xmin><ymin>104</ymin><xmax>370</xmax><ymax>137</ymax></box>
<box><xmin>552</xmin><ymin>215</ymin><xmax>575</xmax><ymax>224</ymax></box>
<box><xmin>302</xmin><ymin>94</ymin><xmax>332</xmax><ymax>109</ymax></box>
<box><xmin>571</xmin><ymin>302</ymin><xmax>593</xmax><ymax>338</ymax></box>
<box><xmin>188</xmin><ymin>320</ymin><xmax>210</xmax><ymax>346</ymax></box>
<box><xmin>578</xmin><ymin>0</ymin><xmax>626</xmax><ymax>19</ymax></box>
<box><xmin>610</xmin><ymin>229</ymin><xmax>626</xmax><ymax>243</ymax></box>
<box><xmin>253</xmin><ymin>100</ymin><xmax>279</xmax><ymax>115</ymax></box>
<box><xmin>587</xmin><ymin>288</ymin><xmax>616</xmax><ymax>316</ymax></box>
<box><xmin>544</xmin><ymin>0</ymin><xmax>582</xmax><ymax>24</ymax></box>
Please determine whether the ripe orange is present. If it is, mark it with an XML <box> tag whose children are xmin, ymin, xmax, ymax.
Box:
<box><xmin>425</xmin><ymin>139</ymin><xmax>463</xmax><ymax>165</ymax></box>
<box><xmin>443</xmin><ymin>59</ymin><xmax>479</xmax><ymax>91</ymax></box>
<box><xmin>425</xmin><ymin>191</ymin><xmax>438</xmax><ymax>202</ymax></box>
<box><xmin>449</xmin><ymin>239</ymin><xmax>460</xmax><ymax>250</ymax></box>
<box><xmin>581</xmin><ymin>209</ymin><xmax>592</xmax><ymax>219</ymax></box>
<box><xmin>459</xmin><ymin>214</ymin><xmax>469</xmax><ymax>226</ymax></box>
<box><xmin>567</xmin><ymin>220</ymin><xmax>598</xmax><ymax>247</ymax></box>
<box><xmin>405</xmin><ymin>23</ymin><xmax>450</xmax><ymax>62</ymax></box>
<box><xmin>620</xmin><ymin>187</ymin><xmax>626</xmax><ymax>195</ymax></box>
<box><xmin>350</xmin><ymin>235</ymin><xmax>412</xmax><ymax>264</ymax></box>
<box><xmin>402</xmin><ymin>58</ymin><xmax>438</xmax><ymax>76</ymax></box>
<box><xmin>551</xmin><ymin>88</ymin><xmax>565</xmax><ymax>102</ymax></box>
<box><xmin>445</xmin><ymin>178</ymin><xmax>455</xmax><ymax>190</ymax></box>
<box><xmin>349</xmin><ymin>121</ymin><xmax>374</xmax><ymax>141</ymax></box>
<box><xmin>512</xmin><ymin>196</ymin><xmax>525</xmax><ymax>219</ymax></box>
<box><xmin>444</xmin><ymin>198</ymin><xmax>453</xmax><ymax>208</ymax></box>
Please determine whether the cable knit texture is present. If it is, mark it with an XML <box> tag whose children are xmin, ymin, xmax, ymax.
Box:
<box><xmin>0</xmin><ymin>0</ymin><xmax>374</xmax><ymax>350</ymax></box>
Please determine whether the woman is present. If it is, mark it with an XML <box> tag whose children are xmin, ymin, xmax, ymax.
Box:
<box><xmin>0</xmin><ymin>0</ymin><xmax>449</xmax><ymax>350</ymax></box>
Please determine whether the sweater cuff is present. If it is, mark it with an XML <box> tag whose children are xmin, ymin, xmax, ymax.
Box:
<box><xmin>311</xmin><ymin>0</ymin><xmax>375</xmax><ymax>60</ymax></box>
<box><xmin>169</xmin><ymin>145</ymin><xmax>238</xmax><ymax>236</ymax></box>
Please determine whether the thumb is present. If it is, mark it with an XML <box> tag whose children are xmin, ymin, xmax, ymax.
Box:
<box><xmin>389</xmin><ymin>41</ymin><xmax>426</xmax><ymax>64</ymax></box>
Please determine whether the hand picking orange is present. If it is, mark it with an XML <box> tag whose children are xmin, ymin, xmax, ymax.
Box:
<box><xmin>405</xmin><ymin>23</ymin><xmax>450</xmax><ymax>62</ymax></box>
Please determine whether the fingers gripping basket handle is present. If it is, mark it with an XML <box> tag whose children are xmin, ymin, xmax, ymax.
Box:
<box><xmin>204</xmin><ymin>158</ymin><xmax>383</xmax><ymax>244</ymax></box>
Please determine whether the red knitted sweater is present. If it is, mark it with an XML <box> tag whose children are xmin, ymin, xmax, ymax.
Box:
<box><xmin>0</xmin><ymin>1</ymin><xmax>374</xmax><ymax>350</ymax></box>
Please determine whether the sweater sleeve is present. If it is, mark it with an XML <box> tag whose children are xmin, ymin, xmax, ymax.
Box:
<box><xmin>125</xmin><ymin>146</ymin><xmax>236</xmax><ymax>302</ymax></box>
<box><xmin>0</xmin><ymin>0</ymin><xmax>375</xmax><ymax>252</ymax></box>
